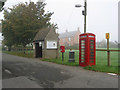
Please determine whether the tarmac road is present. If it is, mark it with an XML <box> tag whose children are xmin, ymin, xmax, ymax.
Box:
<box><xmin>2</xmin><ymin>53</ymin><xmax>118</xmax><ymax>88</ymax></box>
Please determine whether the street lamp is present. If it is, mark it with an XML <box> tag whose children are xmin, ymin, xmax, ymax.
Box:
<box><xmin>75</xmin><ymin>0</ymin><xmax>87</xmax><ymax>33</ymax></box>
<box><xmin>75</xmin><ymin>4</ymin><xmax>83</xmax><ymax>7</ymax></box>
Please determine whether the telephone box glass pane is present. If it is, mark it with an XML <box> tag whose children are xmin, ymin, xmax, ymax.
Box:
<box><xmin>89</xmin><ymin>36</ymin><xmax>94</xmax><ymax>38</ymax></box>
<box><xmin>81</xmin><ymin>40</ymin><xmax>85</xmax><ymax>43</ymax></box>
<box><xmin>90</xmin><ymin>40</ymin><xmax>94</xmax><ymax>42</ymax></box>
<box><xmin>90</xmin><ymin>49</ymin><xmax>94</xmax><ymax>51</ymax></box>
<box><xmin>90</xmin><ymin>46</ymin><xmax>94</xmax><ymax>48</ymax></box>
<box><xmin>81</xmin><ymin>43</ymin><xmax>85</xmax><ymax>45</ymax></box>
<box><xmin>81</xmin><ymin>36</ymin><xmax>87</xmax><ymax>38</ymax></box>
<box><xmin>81</xmin><ymin>60</ymin><xmax>84</xmax><ymax>63</ymax></box>
<box><xmin>81</xmin><ymin>58</ymin><xmax>85</xmax><ymax>63</ymax></box>
<box><xmin>90</xmin><ymin>52</ymin><xmax>94</xmax><ymax>54</ymax></box>
<box><xmin>81</xmin><ymin>52</ymin><xmax>85</xmax><ymax>54</ymax></box>
<box><xmin>90</xmin><ymin>43</ymin><xmax>94</xmax><ymax>45</ymax></box>
<box><xmin>90</xmin><ymin>55</ymin><xmax>94</xmax><ymax>57</ymax></box>
<box><xmin>81</xmin><ymin>49</ymin><xmax>85</xmax><ymax>51</ymax></box>
<box><xmin>81</xmin><ymin>46</ymin><xmax>85</xmax><ymax>48</ymax></box>
<box><xmin>81</xmin><ymin>55</ymin><xmax>85</xmax><ymax>57</ymax></box>
<box><xmin>81</xmin><ymin>57</ymin><xmax>84</xmax><ymax>59</ymax></box>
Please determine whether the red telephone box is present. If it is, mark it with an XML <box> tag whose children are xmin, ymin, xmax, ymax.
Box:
<box><xmin>79</xmin><ymin>33</ymin><xmax>96</xmax><ymax>67</ymax></box>
<box><xmin>60</xmin><ymin>46</ymin><xmax>65</xmax><ymax>53</ymax></box>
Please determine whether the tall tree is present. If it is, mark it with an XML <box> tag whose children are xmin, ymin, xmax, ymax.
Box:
<box><xmin>2</xmin><ymin>1</ymin><xmax>54</xmax><ymax>48</ymax></box>
<box><xmin>2</xmin><ymin>10</ymin><xmax>15</xmax><ymax>50</ymax></box>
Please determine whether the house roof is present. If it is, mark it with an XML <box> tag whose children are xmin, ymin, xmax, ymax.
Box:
<box><xmin>33</xmin><ymin>28</ymin><xmax>50</xmax><ymax>41</ymax></box>
<box><xmin>59</xmin><ymin>31</ymin><xmax>79</xmax><ymax>38</ymax></box>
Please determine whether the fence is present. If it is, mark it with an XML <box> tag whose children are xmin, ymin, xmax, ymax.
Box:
<box><xmin>96</xmin><ymin>49</ymin><xmax>120</xmax><ymax>66</ymax></box>
<box><xmin>59</xmin><ymin>49</ymin><xmax>119</xmax><ymax>67</ymax></box>
<box><xmin>3</xmin><ymin>47</ymin><xmax>34</xmax><ymax>58</ymax></box>
<box><xmin>2</xmin><ymin>47</ymin><xmax>119</xmax><ymax>67</ymax></box>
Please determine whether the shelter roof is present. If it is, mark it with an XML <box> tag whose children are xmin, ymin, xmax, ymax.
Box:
<box><xmin>33</xmin><ymin>28</ymin><xmax>50</xmax><ymax>41</ymax></box>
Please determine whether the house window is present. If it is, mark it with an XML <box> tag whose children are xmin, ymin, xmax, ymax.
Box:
<box><xmin>69</xmin><ymin>43</ymin><xmax>71</xmax><ymax>46</ymax></box>
<box><xmin>69</xmin><ymin>37</ymin><xmax>71</xmax><ymax>41</ymax></box>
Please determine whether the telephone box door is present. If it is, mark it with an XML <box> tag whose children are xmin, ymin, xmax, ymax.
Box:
<box><xmin>88</xmin><ymin>37</ymin><xmax>96</xmax><ymax>65</ymax></box>
<box><xmin>79</xmin><ymin>37</ymin><xmax>88</xmax><ymax>67</ymax></box>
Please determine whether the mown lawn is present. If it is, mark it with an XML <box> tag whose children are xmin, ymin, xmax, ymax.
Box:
<box><xmin>84</xmin><ymin>51</ymin><xmax>118</xmax><ymax>74</ymax></box>
<box><xmin>3</xmin><ymin>49</ymin><xmax>119</xmax><ymax>74</ymax></box>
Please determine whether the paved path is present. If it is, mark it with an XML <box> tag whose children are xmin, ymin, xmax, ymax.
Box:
<box><xmin>2</xmin><ymin>53</ymin><xmax>118</xmax><ymax>88</ymax></box>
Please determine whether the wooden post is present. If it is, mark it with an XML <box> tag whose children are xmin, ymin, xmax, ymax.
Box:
<box><xmin>84</xmin><ymin>0</ymin><xmax>87</xmax><ymax>33</ymax></box>
<box><xmin>62</xmin><ymin>52</ymin><xmax>64</xmax><ymax>64</ymax></box>
<box><xmin>107</xmin><ymin>39</ymin><xmax>110</xmax><ymax>66</ymax></box>
<box><xmin>106</xmin><ymin>33</ymin><xmax>110</xmax><ymax>66</ymax></box>
<box><xmin>56</xmin><ymin>41</ymin><xmax>59</xmax><ymax>59</ymax></box>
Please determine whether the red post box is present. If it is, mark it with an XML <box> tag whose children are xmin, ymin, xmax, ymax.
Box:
<box><xmin>60</xmin><ymin>46</ymin><xmax>65</xmax><ymax>53</ymax></box>
<box><xmin>60</xmin><ymin>46</ymin><xmax>65</xmax><ymax>64</ymax></box>
<box><xmin>79</xmin><ymin>33</ymin><xmax>96</xmax><ymax>67</ymax></box>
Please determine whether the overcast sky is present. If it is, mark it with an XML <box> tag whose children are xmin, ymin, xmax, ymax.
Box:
<box><xmin>0</xmin><ymin>0</ymin><xmax>119</xmax><ymax>42</ymax></box>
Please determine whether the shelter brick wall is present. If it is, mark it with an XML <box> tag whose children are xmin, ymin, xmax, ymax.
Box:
<box><xmin>43</xmin><ymin>49</ymin><xmax>58</xmax><ymax>59</ymax></box>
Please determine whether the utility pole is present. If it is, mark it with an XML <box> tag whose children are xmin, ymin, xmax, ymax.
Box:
<box><xmin>75</xmin><ymin>0</ymin><xmax>87</xmax><ymax>33</ymax></box>
<box><xmin>84</xmin><ymin>0</ymin><xmax>87</xmax><ymax>33</ymax></box>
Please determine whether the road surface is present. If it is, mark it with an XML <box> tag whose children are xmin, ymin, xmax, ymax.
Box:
<box><xmin>2</xmin><ymin>53</ymin><xmax>118</xmax><ymax>88</ymax></box>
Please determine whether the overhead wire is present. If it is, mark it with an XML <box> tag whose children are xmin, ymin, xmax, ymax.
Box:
<box><xmin>63</xmin><ymin>0</ymin><xmax>84</xmax><ymax>31</ymax></box>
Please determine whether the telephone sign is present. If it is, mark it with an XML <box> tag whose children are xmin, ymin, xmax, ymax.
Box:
<box><xmin>106</xmin><ymin>33</ymin><xmax>110</xmax><ymax>39</ymax></box>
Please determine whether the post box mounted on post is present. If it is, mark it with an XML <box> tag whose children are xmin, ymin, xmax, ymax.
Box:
<box><xmin>60</xmin><ymin>46</ymin><xmax>65</xmax><ymax>53</ymax></box>
<box><xmin>60</xmin><ymin>46</ymin><xmax>65</xmax><ymax>64</ymax></box>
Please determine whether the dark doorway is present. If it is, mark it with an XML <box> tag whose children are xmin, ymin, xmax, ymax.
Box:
<box><xmin>35</xmin><ymin>43</ymin><xmax>42</xmax><ymax>58</ymax></box>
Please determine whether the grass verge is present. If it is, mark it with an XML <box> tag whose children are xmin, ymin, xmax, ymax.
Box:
<box><xmin>84</xmin><ymin>65</ymin><xmax>119</xmax><ymax>74</ymax></box>
<box><xmin>41</xmin><ymin>58</ymin><xmax>79</xmax><ymax>66</ymax></box>
<box><xmin>3</xmin><ymin>51</ymin><xmax>33</xmax><ymax>58</ymax></box>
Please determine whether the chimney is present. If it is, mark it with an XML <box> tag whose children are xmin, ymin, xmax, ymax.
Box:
<box><xmin>77</xmin><ymin>27</ymin><xmax>80</xmax><ymax>32</ymax></box>
<box><xmin>66</xmin><ymin>29</ymin><xmax>68</xmax><ymax>32</ymax></box>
